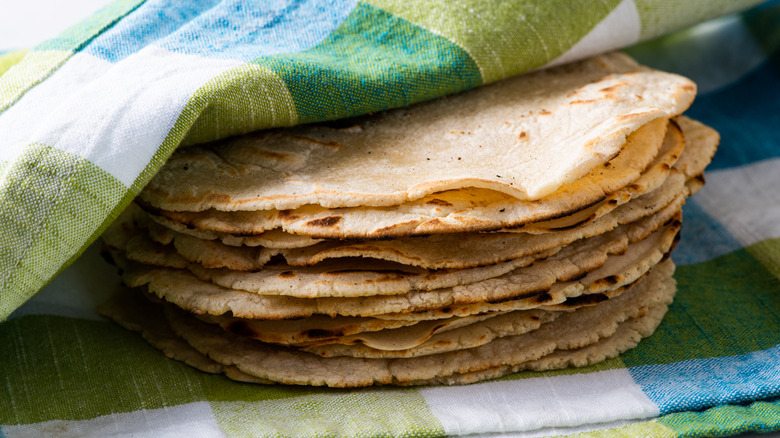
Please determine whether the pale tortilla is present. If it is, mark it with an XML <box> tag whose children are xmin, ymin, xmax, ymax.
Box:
<box><xmin>140</xmin><ymin>52</ymin><xmax>695</xmax><ymax>213</ymax></box>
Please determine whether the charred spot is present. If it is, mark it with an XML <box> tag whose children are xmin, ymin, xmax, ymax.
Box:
<box><xmin>305</xmin><ymin>216</ymin><xmax>342</xmax><ymax>227</ymax></box>
<box><xmin>559</xmin><ymin>293</ymin><xmax>608</xmax><ymax>308</ymax></box>
<box><xmin>608</xmin><ymin>199</ymin><xmax>619</xmax><ymax>206</ymax></box>
<box><xmin>661</xmin><ymin>163</ymin><xmax>672</xmax><ymax>171</ymax></box>
<box><xmin>487</xmin><ymin>290</ymin><xmax>549</xmax><ymax>304</ymax></box>
<box><xmin>439</xmin><ymin>307</ymin><xmax>453</xmax><ymax>314</ymax></box>
<box><xmin>278</xmin><ymin>271</ymin><xmax>296</xmax><ymax>278</ymax></box>
<box><xmin>602</xmin><ymin>275</ymin><xmax>619</xmax><ymax>285</ymax></box>
<box><xmin>695</xmin><ymin>174</ymin><xmax>706</xmax><ymax>184</ymax></box>
<box><xmin>627</xmin><ymin>183</ymin><xmax>643</xmax><ymax>192</ymax></box>
<box><xmin>663</xmin><ymin>216</ymin><xmax>683</xmax><ymax>228</ymax></box>
<box><xmin>662</xmin><ymin>232</ymin><xmax>682</xmax><ymax>260</ymax></box>
<box><xmin>303</xmin><ymin>328</ymin><xmax>344</xmax><ymax>339</ymax></box>
<box><xmin>529</xmin><ymin>315</ymin><xmax>540</xmax><ymax>321</ymax></box>
<box><xmin>426</xmin><ymin>198</ymin><xmax>453</xmax><ymax>207</ymax></box>
<box><xmin>604</xmin><ymin>161</ymin><xmax>612</xmax><ymax>168</ymax></box>
<box><xmin>518</xmin><ymin>131</ymin><xmax>528</xmax><ymax>139</ymax></box>
<box><xmin>534</xmin><ymin>292</ymin><xmax>553</xmax><ymax>304</ymax></box>
<box><xmin>227</xmin><ymin>320</ymin><xmax>257</xmax><ymax>338</ymax></box>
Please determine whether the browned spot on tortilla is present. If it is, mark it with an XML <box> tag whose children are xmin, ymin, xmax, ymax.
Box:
<box><xmin>661</xmin><ymin>233</ymin><xmax>682</xmax><ymax>262</ymax></box>
<box><xmin>487</xmin><ymin>291</ymin><xmax>547</xmax><ymax>304</ymax></box>
<box><xmin>533</xmin><ymin>292</ymin><xmax>553</xmax><ymax>304</ymax></box>
<box><xmin>663</xmin><ymin>216</ymin><xmax>683</xmax><ymax>228</ymax></box>
<box><xmin>558</xmin><ymin>293</ymin><xmax>608</xmax><ymax>308</ymax></box>
<box><xmin>305</xmin><ymin>216</ymin><xmax>342</xmax><ymax>227</ymax></box>
<box><xmin>695</xmin><ymin>174</ymin><xmax>706</xmax><ymax>184</ymax></box>
<box><xmin>288</xmin><ymin>134</ymin><xmax>341</xmax><ymax>149</ymax></box>
<box><xmin>681</xmin><ymin>84</ymin><xmax>696</xmax><ymax>92</ymax></box>
<box><xmin>569</xmin><ymin>99</ymin><xmax>599</xmax><ymax>105</ymax></box>
<box><xmin>438</xmin><ymin>307</ymin><xmax>453</xmax><ymax>314</ymax></box>
<box><xmin>636</xmin><ymin>306</ymin><xmax>650</xmax><ymax>318</ymax></box>
<box><xmin>530</xmin><ymin>315</ymin><xmax>540</xmax><ymax>321</ymax></box>
<box><xmin>278</xmin><ymin>210</ymin><xmax>301</xmax><ymax>221</ymax></box>
<box><xmin>227</xmin><ymin>320</ymin><xmax>257</xmax><ymax>338</ymax></box>
<box><xmin>599</xmin><ymin>84</ymin><xmax>624</xmax><ymax>93</ymax></box>
<box><xmin>278</xmin><ymin>271</ymin><xmax>296</xmax><ymax>278</ymax></box>
<box><xmin>518</xmin><ymin>131</ymin><xmax>527</xmax><ymax>140</ymax></box>
<box><xmin>426</xmin><ymin>198</ymin><xmax>453</xmax><ymax>207</ymax></box>
<box><xmin>538</xmin><ymin>109</ymin><xmax>552</xmax><ymax>115</ymax></box>
<box><xmin>600</xmin><ymin>275</ymin><xmax>620</xmax><ymax>286</ymax></box>
<box><xmin>608</xmin><ymin>199</ymin><xmax>619</xmax><ymax>206</ymax></box>
<box><xmin>434</xmin><ymin>340</ymin><xmax>453</xmax><ymax>347</ymax></box>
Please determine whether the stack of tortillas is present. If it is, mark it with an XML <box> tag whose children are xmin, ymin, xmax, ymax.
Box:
<box><xmin>99</xmin><ymin>52</ymin><xmax>719</xmax><ymax>387</ymax></box>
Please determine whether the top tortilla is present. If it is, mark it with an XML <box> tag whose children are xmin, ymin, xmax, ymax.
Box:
<box><xmin>140</xmin><ymin>52</ymin><xmax>695</xmax><ymax>212</ymax></box>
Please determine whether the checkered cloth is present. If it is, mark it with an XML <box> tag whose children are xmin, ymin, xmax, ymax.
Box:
<box><xmin>1</xmin><ymin>0</ymin><xmax>778</xmax><ymax>436</ymax></box>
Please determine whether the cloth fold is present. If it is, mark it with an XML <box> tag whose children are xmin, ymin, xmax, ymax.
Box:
<box><xmin>1</xmin><ymin>1</ymin><xmax>779</xmax><ymax>437</ymax></box>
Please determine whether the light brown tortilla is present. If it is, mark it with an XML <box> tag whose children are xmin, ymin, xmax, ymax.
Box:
<box><xmin>99</xmin><ymin>275</ymin><xmax>670</xmax><ymax>387</ymax></box>
<box><xmin>141</xmin><ymin>116</ymin><xmax>669</xmax><ymax>239</ymax></box>
<box><xmin>302</xmin><ymin>259</ymin><xmax>673</xmax><ymax>358</ymax></box>
<box><xmin>402</xmin><ymin>296</ymin><xmax>670</xmax><ymax>386</ymax></box>
<box><xmin>142</xmin><ymin>170</ymin><xmax>679</xmax><ymax>271</ymax></box>
<box><xmin>115</xmin><ymin>208</ymin><xmax>678</xmax><ymax>320</ymax></box>
<box><xmin>160</xmin><ymin>259</ymin><xmax>674</xmax><ymax>387</ymax></box>
<box><xmin>140</xmin><ymin>115</ymin><xmax>716</xmax><ymax>248</ymax></box>
<box><xmin>141</xmin><ymin>52</ymin><xmax>695</xmax><ymax>214</ymax></box>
